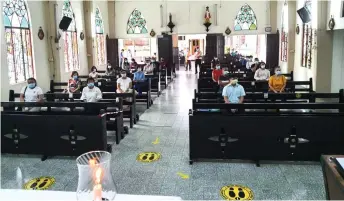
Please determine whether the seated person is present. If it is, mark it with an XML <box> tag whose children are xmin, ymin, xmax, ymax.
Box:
<box><xmin>130</xmin><ymin>58</ymin><xmax>137</xmax><ymax>70</ymax></box>
<box><xmin>144</xmin><ymin>60</ymin><xmax>154</xmax><ymax>75</ymax></box>
<box><xmin>80</xmin><ymin>77</ymin><xmax>102</xmax><ymax>102</ymax></box>
<box><xmin>250</xmin><ymin>58</ymin><xmax>260</xmax><ymax>73</ymax></box>
<box><xmin>20</xmin><ymin>78</ymin><xmax>44</xmax><ymax>111</ymax></box>
<box><xmin>246</xmin><ymin>56</ymin><xmax>254</xmax><ymax>69</ymax></box>
<box><xmin>133</xmin><ymin>67</ymin><xmax>145</xmax><ymax>95</ymax></box>
<box><xmin>116</xmin><ymin>71</ymin><xmax>133</xmax><ymax>93</ymax></box>
<box><xmin>122</xmin><ymin>58</ymin><xmax>130</xmax><ymax>72</ymax></box>
<box><xmin>218</xmin><ymin>68</ymin><xmax>230</xmax><ymax>93</ymax></box>
<box><xmin>254</xmin><ymin>62</ymin><xmax>270</xmax><ymax>81</ymax></box>
<box><xmin>67</xmin><ymin>71</ymin><xmax>81</xmax><ymax>93</ymax></box>
<box><xmin>89</xmin><ymin>66</ymin><xmax>99</xmax><ymax>81</ymax></box>
<box><xmin>222</xmin><ymin>76</ymin><xmax>245</xmax><ymax>104</ymax></box>
<box><xmin>211</xmin><ymin>56</ymin><xmax>219</xmax><ymax>69</ymax></box>
<box><xmin>269</xmin><ymin>67</ymin><xmax>287</xmax><ymax>93</ymax></box>
<box><xmin>212</xmin><ymin>64</ymin><xmax>223</xmax><ymax>83</ymax></box>
<box><xmin>106</xmin><ymin>64</ymin><xmax>116</xmax><ymax>77</ymax></box>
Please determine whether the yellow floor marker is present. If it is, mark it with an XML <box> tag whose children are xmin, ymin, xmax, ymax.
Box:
<box><xmin>137</xmin><ymin>152</ymin><xmax>161</xmax><ymax>163</ymax></box>
<box><xmin>24</xmin><ymin>176</ymin><xmax>55</xmax><ymax>190</ymax></box>
<box><xmin>152</xmin><ymin>137</ymin><xmax>160</xmax><ymax>145</ymax></box>
<box><xmin>177</xmin><ymin>172</ymin><xmax>189</xmax><ymax>179</ymax></box>
<box><xmin>220</xmin><ymin>185</ymin><xmax>254</xmax><ymax>200</ymax></box>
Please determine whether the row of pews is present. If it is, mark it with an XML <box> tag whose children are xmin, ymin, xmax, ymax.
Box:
<box><xmin>1</xmin><ymin>67</ymin><xmax>175</xmax><ymax>161</ymax></box>
<box><xmin>189</xmin><ymin>62</ymin><xmax>344</xmax><ymax>166</ymax></box>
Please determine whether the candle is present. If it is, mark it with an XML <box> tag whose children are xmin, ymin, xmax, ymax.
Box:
<box><xmin>93</xmin><ymin>183</ymin><xmax>102</xmax><ymax>201</ymax></box>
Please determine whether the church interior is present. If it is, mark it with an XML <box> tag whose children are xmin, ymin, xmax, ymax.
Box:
<box><xmin>1</xmin><ymin>0</ymin><xmax>344</xmax><ymax>200</ymax></box>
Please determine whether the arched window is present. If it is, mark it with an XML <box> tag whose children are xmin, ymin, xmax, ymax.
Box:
<box><xmin>234</xmin><ymin>4</ymin><xmax>257</xmax><ymax>31</ymax></box>
<box><xmin>301</xmin><ymin>0</ymin><xmax>313</xmax><ymax>68</ymax></box>
<box><xmin>127</xmin><ymin>9</ymin><xmax>148</xmax><ymax>34</ymax></box>
<box><xmin>95</xmin><ymin>7</ymin><xmax>105</xmax><ymax>65</ymax></box>
<box><xmin>280</xmin><ymin>2</ymin><xmax>288</xmax><ymax>62</ymax></box>
<box><xmin>3</xmin><ymin>0</ymin><xmax>34</xmax><ymax>84</ymax></box>
<box><xmin>62</xmin><ymin>0</ymin><xmax>79</xmax><ymax>72</ymax></box>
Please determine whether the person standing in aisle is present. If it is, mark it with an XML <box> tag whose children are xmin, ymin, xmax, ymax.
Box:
<box><xmin>195</xmin><ymin>47</ymin><xmax>202</xmax><ymax>74</ymax></box>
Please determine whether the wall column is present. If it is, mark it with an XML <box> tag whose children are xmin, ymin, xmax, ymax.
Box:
<box><xmin>108</xmin><ymin>1</ymin><xmax>115</xmax><ymax>38</ymax></box>
<box><xmin>83</xmin><ymin>1</ymin><xmax>94</xmax><ymax>70</ymax></box>
<box><xmin>287</xmin><ymin>0</ymin><xmax>296</xmax><ymax>73</ymax></box>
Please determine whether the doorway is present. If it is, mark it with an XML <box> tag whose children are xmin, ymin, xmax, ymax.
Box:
<box><xmin>177</xmin><ymin>34</ymin><xmax>206</xmax><ymax>70</ymax></box>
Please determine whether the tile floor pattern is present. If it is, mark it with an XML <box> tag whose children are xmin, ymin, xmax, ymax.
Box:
<box><xmin>1</xmin><ymin>70</ymin><xmax>326</xmax><ymax>200</ymax></box>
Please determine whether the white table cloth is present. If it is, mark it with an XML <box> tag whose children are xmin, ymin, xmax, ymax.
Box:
<box><xmin>0</xmin><ymin>189</ymin><xmax>182</xmax><ymax>201</ymax></box>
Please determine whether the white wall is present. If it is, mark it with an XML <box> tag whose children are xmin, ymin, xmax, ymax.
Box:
<box><xmin>327</xmin><ymin>0</ymin><xmax>344</xmax><ymax>30</ymax></box>
<box><xmin>114</xmin><ymin>0</ymin><xmax>270</xmax><ymax>38</ymax></box>
<box><xmin>1</xmin><ymin>1</ymin><xmax>51</xmax><ymax>101</ymax></box>
<box><xmin>331</xmin><ymin>30</ymin><xmax>344</xmax><ymax>92</ymax></box>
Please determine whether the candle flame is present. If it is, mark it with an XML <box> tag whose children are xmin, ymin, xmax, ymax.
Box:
<box><xmin>89</xmin><ymin>159</ymin><xmax>96</xmax><ymax>166</ymax></box>
<box><xmin>95</xmin><ymin>167</ymin><xmax>102</xmax><ymax>184</ymax></box>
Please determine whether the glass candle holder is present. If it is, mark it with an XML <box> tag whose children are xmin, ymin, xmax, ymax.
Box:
<box><xmin>76</xmin><ymin>151</ymin><xmax>117</xmax><ymax>201</ymax></box>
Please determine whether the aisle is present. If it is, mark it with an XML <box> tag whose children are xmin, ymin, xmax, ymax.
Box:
<box><xmin>1</xmin><ymin>70</ymin><xmax>325</xmax><ymax>200</ymax></box>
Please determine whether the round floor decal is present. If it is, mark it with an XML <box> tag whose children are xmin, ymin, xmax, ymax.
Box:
<box><xmin>137</xmin><ymin>152</ymin><xmax>161</xmax><ymax>163</ymax></box>
<box><xmin>295</xmin><ymin>93</ymin><xmax>302</xmax><ymax>98</ymax></box>
<box><xmin>220</xmin><ymin>185</ymin><xmax>254</xmax><ymax>200</ymax></box>
<box><xmin>24</xmin><ymin>176</ymin><xmax>55</xmax><ymax>190</ymax></box>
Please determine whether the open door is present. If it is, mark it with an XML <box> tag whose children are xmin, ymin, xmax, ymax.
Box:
<box><xmin>106</xmin><ymin>35</ymin><xmax>119</xmax><ymax>67</ymax></box>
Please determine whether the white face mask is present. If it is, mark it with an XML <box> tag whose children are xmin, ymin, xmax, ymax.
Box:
<box><xmin>107</xmin><ymin>65</ymin><xmax>111</xmax><ymax>69</ymax></box>
<box><xmin>137</xmin><ymin>68</ymin><xmax>142</xmax><ymax>72</ymax></box>
<box><xmin>216</xmin><ymin>66</ymin><xmax>221</xmax><ymax>70</ymax></box>
<box><xmin>93</xmin><ymin>69</ymin><xmax>96</xmax><ymax>72</ymax></box>
<box><xmin>261</xmin><ymin>65</ymin><xmax>265</xmax><ymax>69</ymax></box>
<box><xmin>255</xmin><ymin>61</ymin><xmax>259</xmax><ymax>64</ymax></box>
<box><xmin>121</xmin><ymin>73</ymin><xmax>126</xmax><ymax>78</ymax></box>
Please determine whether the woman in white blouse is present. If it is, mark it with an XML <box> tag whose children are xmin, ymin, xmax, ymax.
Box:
<box><xmin>89</xmin><ymin>66</ymin><xmax>99</xmax><ymax>81</ymax></box>
<box><xmin>80</xmin><ymin>77</ymin><xmax>102</xmax><ymax>102</ymax></box>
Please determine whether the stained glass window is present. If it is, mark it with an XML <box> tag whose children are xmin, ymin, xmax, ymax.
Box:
<box><xmin>95</xmin><ymin>7</ymin><xmax>105</xmax><ymax>65</ymax></box>
<box><xmin>301</xmin><ymin>0</ymin><xmax>313</xmax><ymax>68</ymax></box>
<box><xmin>234</xmin><ymin>4</ymin><xmax>257</xmax><ymax>31</ymax></box>
<box><xmin>3</xmin><ymin>0</ymin><xmax>34</xmax><ymax>84</ymax></box>
<box><xmin>62</xmin><ymin>0</ymin><xmax>79</xmax><ymax>72</ymax></box>
<box><xmin>280</xmin><ymin>2</ymin><xmax>288</xmax><ymax>62</ymax></box>
<box><xmin>127</xmin><ymin>9</ymin><xmax>148</xmax><ymax>34</ymax></box>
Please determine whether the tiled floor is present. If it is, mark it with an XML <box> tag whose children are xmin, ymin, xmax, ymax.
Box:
<box><xmin>1</xmin><ymin>69</ymin><xmax>326</xmax><ymax>200</ymax></box>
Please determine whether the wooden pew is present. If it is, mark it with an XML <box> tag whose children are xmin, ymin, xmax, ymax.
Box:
<box><xmin>8</xmin><ymin>91</ymin><xmax>126</xmax><ymax>143</ymax></box>
<box><xmin>1</xmin><ymin>101</ymin><xmax>121</xmax><ymax>160</ymax></box>
<box><xmin>198</xmin><ymin>78</ymin><xmax>312</xmax><ymax>93</ymax></box>
<box><xmin>194</xmin><ymin>89</ymin><xmax>344</xmax><ymax>104</ymax></box>
<box><xmin>188</xmin><ymin>101</ymin><xmax>344</xmax><ymax>165</ymax></box>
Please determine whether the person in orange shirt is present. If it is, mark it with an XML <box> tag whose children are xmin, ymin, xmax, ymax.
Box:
<box><xmin>212</xmin><ymin>64</ymin><xmax>223</xmax><ymax>83</ymax></box>
<box><xmin>269</xmin><ymin>67</ymin><xmax>287</xmax><ymax>93</ymax></box>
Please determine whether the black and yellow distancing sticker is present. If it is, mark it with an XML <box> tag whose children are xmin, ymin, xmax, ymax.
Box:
<box><xmin>136</xmin><ymin>152</ymin><xmax>161</xmax><ymax>163</ymax></box>
<box><xmin>24</xmin><ymin>176</ymin><xmax>55</xmax><ymax>190</ymax></box>
<box><xmin>220</xmin><ymin>185</ymin><xmax>254</xmax><ymax>200</ymax></box>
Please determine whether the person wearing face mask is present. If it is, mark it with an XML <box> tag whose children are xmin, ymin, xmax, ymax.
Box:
<box><xmin>222</xmin><ymin>76</ymin><xmax>245</xmax><ymax>104</ymax></box>
<box><xmin>133</xmin><ymin>67</ymin><xmax>145</xmax><ymax>95</ymax></box>
<box><xmin>80</xmin><ymin>77</ymin><xmax>102</xmax><ymax>102</ymax></box>
<box><xmin>67</xmin><ymin>71</ymin><xmax>81</xmax><ymax>93</ymax></box>
<box><xmin>246</xmin><ymin>56</ymin><xmax>254</xmax><ymax>69</ymax></box>
<box><xmin>194</xmin><ymin>47</ymin><xmax>202</xmax><ymax>74</ymax></box>
<box><xmin>212</xmin><ymin>64</ymin><xmax>223</xmax><ymax>83</ymax></box>
<box><xmin>122</xmin><ymin>58</ymin><xmax>130</xmax><ymax>72</ymax></box>
<box><xmin>20</xmin><ymin>78</ymin><xmax>44</xmax><ymax>103</ymax></box>
<box><xmin>144</xmin><ymin>59</ymin><xmax>154</xmax><ymax>75</ymax></box>
<box><xmin>106</xmin><ymin>64</ymin><xmax>116</xmax><ymax>77</ymax></box>
<box><xmin>254</xmin><ymin>62</ymin><xmax>270</xmax><ymax>81</ymax></box>
<box><xmin>269</xmin><ymin>67</ymin><xmax>286</xmax><ymax>93</ymax></box>
<box><xmin>116</xmin><ymin>71</ymin><xmax>133</xmax><ymax>94</ymax></box>
<box><xmin>211</xmin><ymin>56</ymin><xmax>219</xmax><ymax>69</ymax></box>
<box><xmin>89</xmin><ymin>66</ymin><xmax>99</xmax><ymax>81</ymax></box>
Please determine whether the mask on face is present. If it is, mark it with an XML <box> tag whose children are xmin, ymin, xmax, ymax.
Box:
<box><xmin>73</xmin><ymin>75</ymin><xmax>78</xmax><ymax>80</ymax></box>
<box><xmin>231</xmin><ymin>79</ymin><xmax>238</xmax><ymax>85</ymax></box>
<box><xmin>28</xmin><ymin>83</ymin><xmax>36</xmax><ymax>89</ymax></box>
<box><xmin>261</xmin><ymin>65</ymin><xmax>266</xmax><ymax>69</ymax></box>
<box><xmin>88</xmin><ymin>83</ymin><xmax>94</xmax><ymax>88</ymax></box>
<box><xmin>151</xmin><ymin>60</ymin><xmax>155</xmax><ymax>63</ymax></box>
<box><xmin>216</xmin><ymin>66</ymin><xmax>221</xmax><ymax>70</ymax></box>
<box><xmin>223</xmin><ymin>71</ymin><xmax>229</xmax><ymax>75</ymax></box>
<box><xmin>137</xmin><ymin>68</ymin><xmax>142</xmax><ymax>72</ymax></box>
<box><xmin>255</xmin><ymin>61</ymin><xmax>259</xmax><ymax>64</ymax></box>
<box><xmin>275</xmin><ymin>71</ymin><xmax>281</xmax><ymax>75</ymax></box>
<box><xmin>121</xmin><ymin>73</ymin><xmax>126</xmax><ymax>78</ymax></box>
<box><xmin>107</xmin><ymin>65</ymin><xmax>112</xmax><ymax>69</ymax></box>
<box><xmin>214</xmin><ymin>57</ymin><xmax>218</xmax><ymax>61</ymax></box>
<box><xmin>93</xmin><ymin>69</ymin><xmax>96</xmax><ymax>73</ymax></box>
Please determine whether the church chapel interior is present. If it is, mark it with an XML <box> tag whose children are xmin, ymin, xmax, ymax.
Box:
<box><xmin>2</xmin><ymin>0</ymin><xmax>344</xmax><ymax>200</ymax></box>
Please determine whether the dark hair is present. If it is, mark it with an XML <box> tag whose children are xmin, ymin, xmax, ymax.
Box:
<box><xmin>87</xmin><ymin>77</ymin><xmax>95</xmax><ymax>83</ymax></box>
<box><xmin>27</xmin><ymin>77</ymin><xmax>36</xmax><ymax>83</ymax></box>
<box><xmin>121</xmin><ymin>49</ymin><xmax>124</xmax><ymax>51</ymax></box>
<box><xmin>91</xmin><ymin>66</ymin><xmax>97</xmax><ymax>72</ymax></box>
<box><xmin>71</xmin><ymin>71</ymin><xmax>79</xmax><ymax>77</ymax></box>
<box><xmin>120</xmin><ymin>70</ymin><xmax>126</xmax><ymax>74</ymax></box>
<box><xmin>254</xmin><ymin>58</ymin><xmax>259</xmax><ymax>61</ymax></box>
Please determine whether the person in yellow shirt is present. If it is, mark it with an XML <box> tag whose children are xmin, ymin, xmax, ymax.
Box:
<box><xmin>268</xmin><ymin>67</ymin><xmax>287</xmax><ymax>93</ymax></box>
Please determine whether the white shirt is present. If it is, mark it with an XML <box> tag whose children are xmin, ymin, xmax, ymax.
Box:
<box><xmin>89</xmin><ymin>72</ymin><xmax>98</xmax><ymax>80</ymax></box>
<box><xmin>80</xmin><ymin>86</ymin><xmax>102</xmax><ymax>102</ymax></box>
<box><xmin>20</xmin><ymin>86</ymin><xmax>43</xmax><ymax>102</ymax></box>
<box><xmin>117</xmin><ymin>77</ymin><xmax>132</xmax><ymax>92</ymax></box>
<box><xmin>254</xmin><ymin>68</ymin><xmax>270</xmax><ymax>80</ymax></box>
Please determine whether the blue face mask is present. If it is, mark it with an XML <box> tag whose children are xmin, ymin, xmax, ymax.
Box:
<box><xmin>73</xmin><ymin>75</ymin><xmax>78</xmax><ymax>80</ymax></box>
<box><xmin>216</xmin><ymin>66</ymin><xmax>221</xmax><ymax>70</ymax></box>
<box><xmin>28</xmin><ymin>83</ymin><xmax>36</xmax><ymax>89</ymax></box>
<box><xmin>88</xmin><ymin>83</ymin><xmax>94</xmax><ymax>88</ymax></box>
